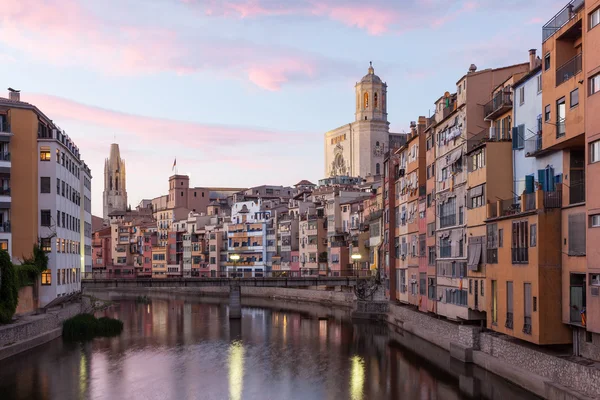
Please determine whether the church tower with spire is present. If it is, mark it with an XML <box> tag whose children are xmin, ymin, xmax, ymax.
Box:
<box><xmin>103</xmin><ymin>143</ymin><xmax>128</xmax><ymax>221</ymax></box>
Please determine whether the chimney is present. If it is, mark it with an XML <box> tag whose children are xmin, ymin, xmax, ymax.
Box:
<box><xmin>468</xmin><ymin>64</ymin><xmax>477</xmax><ymax>74</ymax></box>
<box><xmin>7</xmin><ymin>88</ymin><xmax>20</xmax><ymax>102</ymax></box>
<box><xmin>529</xmin><ymin>49</ymin><xmax>537</xmax><ymax>70</ymax></box>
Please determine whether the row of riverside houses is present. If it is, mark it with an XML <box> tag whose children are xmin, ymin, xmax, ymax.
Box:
<box><xmin>0</xmin><ymin>89</ymin><xmax>93</xmax><ymax>309</ymax></box>
<box><xmin>382</xmin><ymin>0</ymin><xmax>600</xmax><ymax>360</ymax></box>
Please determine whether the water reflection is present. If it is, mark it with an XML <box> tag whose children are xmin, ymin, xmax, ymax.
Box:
<box><xmin>228</xmin><ymin>341</ymin><xmax>244</xmax><ymax>400</ymax></box>
<box><xmin>0</xmin><ymin>295</ymin><xmax>540</xmax><ymax>400</ymax></box>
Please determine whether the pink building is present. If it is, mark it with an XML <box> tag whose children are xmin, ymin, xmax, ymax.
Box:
<box><xmin>91</xmin><ymin>227</ymin><xmax>111</xmax><ymax>277</ymax></box>
<box><xmin>290</xmin><ymin>250</ymin><xmax>300</xmax><ymax>274</ymax></box>
<box><xmin>141</xmin><ymin>231</ymin><xmax>156</xmax><ymax>277</ymax></box>
<box><xmin>418</xmin><ymin>197</ymin><xmax>428</xmax><ymax>313</ymax></box>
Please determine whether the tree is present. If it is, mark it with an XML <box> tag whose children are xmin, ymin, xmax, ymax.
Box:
<box><xmin>0</xmin><ymin>250</ymin><xmax>18</xmax><ymax>323</ymax></box>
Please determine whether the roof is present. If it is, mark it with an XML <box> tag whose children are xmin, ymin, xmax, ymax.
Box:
<box><xmin>513</xmin><ymin>65</ymin><xmax>542</xmax><ymax>88</ymax></box>
<box><xmin>0</xmin><ymin>96</ymin><xmax>53</xmax><ymax>125</ymax></box>
<box><xmin>360</xmin><ymin>63</ymin><xmax>382</xmax><ymax>84</ymax></box>
<box><xmin>295</xmin><ymin>179</ymin><xmax>315</xmax><ymax>186</ymax></box>
<box><xmin>454</xmin><ymin>62</ymin><xmax>529</xmax><ymax>85</ymax></box>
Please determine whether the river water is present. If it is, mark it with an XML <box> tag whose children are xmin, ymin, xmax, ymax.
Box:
<box><xmin>0</xmin><ymin>294</ymin><xmax>539</xmax><ymax>400</ymax></box>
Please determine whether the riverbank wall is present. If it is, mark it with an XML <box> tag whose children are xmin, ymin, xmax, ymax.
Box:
<box><xmin>0</xmin><ymin>302</ymin><xmax>81</xmax><ymax>361</ymax></box>
<box><xmin>85</xmin><ymin>285</ymin><xmax>600</xmax><ymax>399</ymax></box>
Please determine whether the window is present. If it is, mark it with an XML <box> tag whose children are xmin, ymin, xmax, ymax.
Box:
<box><xmin>470</xmin><ymin>150</ymin><xmax>485</xmax><ymax>172</ymax></box>
<box><xmin>487</xmin><ymin>223</ymin><xmax>498</xmax><ymax>264</ymax></box>
<box><xmin>545</xmin><ymin>104</ymin><xmax>551</xmax><ymax>122</ymax></box>
<box><xmin>537</xmin><ymin>75</ymin><xmax>542</xmax><ymax>93</ymax></box>
<box><xmin>568</xmin><ymin>213</ymin><xmax>586</xmax><ymax>256</ymax></box>
<box><xmin>519</xmin><ymin>86</ymin><xmax>525</xmax><ymax>105</ymax></box>
<box><xmin>419</xmin><ymin>273</ymin><xmax>426</xmax><ymax>296</ymax></box>
<box><xmin>591</xmin><ymin>7</ymin><xmax>600</xmax><ymax>29</ymax></box>
<box><xmin>590</xmin><ymin>140</ymin><xmax>600</xmax><ymax>163</ymax></box>
<box><xmin>41</xmin><ymin>238</ymin><xmax>51</xmax><ymax>252</ymax></box>
<box><xmin>428</xmin><ymin>246</ymin><xmax>435</xmax><ymax>265</ymax></box>
<box><xmin>469</xmin><ymin>184</ymin><xmax>485</xmax><ymax>209</ymax></box>
<box><xmin>499</xmin><ymin>229</ymin><xmax>504</xmax><ymax>247</ymax></box>
<box><xmin>39</xmin><ymin>146</ymin><xmax>51</xmax><ymax>161</ymax></box>
<box><xmin>376</xmin><ymin>163</ymin><xmax>380</xmax><ymax>175</ymax></box>
<box><xmin>428</xmin><ymin>278</ymin><xmax>436</xmax><ymax>299</ymax></box>
<box><xmin>568</xmin><ymin>89</ymin><xmax>580</xmax><ymax>110</ymax></box>
<box><xmin>439</xmin><ymin>197</ymin><xmax>456</xmax><ymax>228</ymax></box>
<box><xmin>591</xmin><ymin>214</ymin><xmax>600</xmax><ymax>228</ymax></box>
<box><xmin>492</xmin><ymin>280</ymin><xmax>498</xmax><ymax>324</ymax></box>
<box><xmin>512</xmin><ymin>221</ymin><xmax>529</xmax><ymax>264</ymax></box>
<box><xmin>41</xmin><ymin>269</ymin><xmax>52</xmax><ymax>285</ymax></box>
<box><xmin>458</xmin><ymin>239</ymin><xmax>463</xmax><ymax>257</ymax></box>
<box><xmin>37</xmin><ymin>178</ymin><xmax>52</xmax><ymax>198</ymax></box>
<box><xmin>591</xmin><ymin>73</ymin><xmax>600</xmax><ymax>95</ymax></box>
<box><xmin>439</xmin><ymin>237</ymin><xmax>451</xmax><ymax>258</ymax></box>
<box><xmin>40</xmin><ymin>210</ymin><xmax>51</xmax><ymax>227</ymax></box>
<box><xmin>506</xmin><ymin>281</ymin><xmax>514</xmax><ymax>329</ymax></box>
<box><xmin>530</xmin><ymin>224</ymin><xmax>537</xmax><ymax>247</ymax></box>
<box><xmin>544</xmin><ymin>53</ymin><xmax>550</xmax><ymax>70</ymax></box>
<box><xmin>524</xmin><ymin>283</ymin><xmax>532</xmax><ymax>334</ymax></box>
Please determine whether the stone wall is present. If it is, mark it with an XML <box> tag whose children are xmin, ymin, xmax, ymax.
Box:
<box><xmin>241</xmin><ymin>286</ymin><xmax>355</xmax><ymax>308</ymax></box>
<box><xmin>0</xmin><ymin>302</ymin><xmax>81</xmax><ymax>361</ymax></box>
<box><xmin>15</xmin><ymin>285</ymin><xmax>38</xmax><ymax>315</ymax></box>
<box><xmin>387</xmin><ymin>303</ymin><xmax>459</xmax><ymax>351</ymax></box>
<box><xmin>479</xmin><ymin>332</ymin><xmax>600</xmax><ymax>398</ymax></box>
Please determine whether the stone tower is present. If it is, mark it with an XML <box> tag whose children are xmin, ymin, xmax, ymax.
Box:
<box><xmin>103</xmin><ymin>143</ymin><xmax>128</xmax><ymax>221</ymax></box>
<box><xmin>355</xmin><ymin>62</ymin><xmax>388</xmax><ymax>123</ymax></box>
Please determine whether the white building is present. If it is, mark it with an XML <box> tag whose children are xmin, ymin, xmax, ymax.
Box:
<box><xmin>324</xmin><ymin>63</ymin><xmax>405</xmax><ymax>179</ymax></box>
<box><xmin>512</xmin><ymin>64</ymin><xmax>563</xmax><ymax>195</ymax></box>
<box><xmin>38</xmin><ymin>129</ymin><xmax>91</xmax><ymax>305</ymax></box>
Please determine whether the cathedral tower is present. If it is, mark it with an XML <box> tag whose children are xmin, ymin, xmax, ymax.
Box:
<box><xmin>355</xmin><ymin>62</ymin><xmax>387</xmax><ymax>122</ymax></box>
<box><xmin>103</xmin><ymin>143</ymin><xmax>128</xmax><ymax>221</ymax></box>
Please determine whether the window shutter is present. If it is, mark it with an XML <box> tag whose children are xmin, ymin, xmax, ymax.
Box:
<box><xmin>538</xmin><ymin>170</ymin><xmax>546</xmax><ymax>192</ymax></box>
<box><xmin>545</xmin><ymin>166</ymin><xmax>555</xmax><ymax>192</ymax></box>
<box><xmin>525</xmin><ymin>175</ymin><xmax>534</xmax><ymax>194</ymax></box>
<box><xmin>518</xmin><ymin>125</ymin><xmax>525</xmax><ymax>148</ymax></box>
<box><xmin>512</xmin><ymin>127</ymin><xmax>519</xmax><ymax>149</ymax></box>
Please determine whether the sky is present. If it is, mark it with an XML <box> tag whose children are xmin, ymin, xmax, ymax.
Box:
<box><xmin>0</xmin><ymin>0</ymin><xmax>566</xmax><ymax>216</ymax></box>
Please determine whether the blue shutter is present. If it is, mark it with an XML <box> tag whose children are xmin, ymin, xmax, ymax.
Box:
<box><xmin>545</xmin><ymin>166</ymin><xmax>555</xmax><ymax>192</ymax></box>
<box><xmin>518</xmin><ymin>125</ymin><xmax>525</xmax><ymax>149</ymax></box>
<box><xmin>555</xmin><ymin>174</ymin><xmax>563</xmax><ymax>184</ymax></box>
<box><xmin>525</xmin><ymin>175</ymin><xmax>534</xmax><ymax>194</ymax></box>
<box><xmin>538</xmin><ymin>170</ymin><xmax>546</xmax><ymax>192</ymax></box>
<box><xmin>512</xmin><ymin>127</ymin><xmax>519</xmax><ymax>149</ymax></box>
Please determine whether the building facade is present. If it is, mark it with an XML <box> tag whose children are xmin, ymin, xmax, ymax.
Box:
<box><xmin>103</xmin><ymin>143</ymin><xmax>127</xmax><ymax>222</ymax></box>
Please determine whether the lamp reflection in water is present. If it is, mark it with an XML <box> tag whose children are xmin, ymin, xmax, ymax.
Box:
<box><xmin>350</xmin><ymin>355</ymin><xmax>365</xmax><ymax>400</ymax></box>
<box><xmin>228</xmin><ymin>341</ymin><xmax>245</xmax><ymax>400</ymax></box>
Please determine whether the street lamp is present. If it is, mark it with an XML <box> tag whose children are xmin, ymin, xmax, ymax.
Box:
<box><xmin>230</xmin><ymin>254</ymin><xmax>240</xmax><ymax>278</ymax></box>
<box><xmin>351</xmin><ymin>253</ymin><xmax>362</xmax><ymax>277</ymax></box>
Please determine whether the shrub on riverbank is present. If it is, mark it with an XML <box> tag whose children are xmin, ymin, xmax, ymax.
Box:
<box><xmin>62</xmin><ymin>314</ymin><xmax>124</xmax><ymax>341</ymax></box>
<box><xmin>0</xmin><ymin>250</ymin><xmax>18</xmax><ymax>324</ymax></box>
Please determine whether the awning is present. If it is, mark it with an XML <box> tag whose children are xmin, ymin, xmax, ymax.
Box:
<box><xmin>468</xmin><ymin>243</ymin><xmax>482</xmax><ymax>271</ymax></box>
<box><xmin>469</xmin><ymin>184</ymin><xmax>483</xmax><ymax>197</ymax></box>
<box><xmin>449</xmin><ymin>150</ymin><xmax>462</xmax><ymax>164</ymax></box>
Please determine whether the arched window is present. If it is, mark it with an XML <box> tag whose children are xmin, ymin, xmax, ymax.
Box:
<box><xmin>376</xmin><ymin>163</ymin><xmax>381</xmax><ymax>175</ymax></box>
<box><xmin>376</xmin><ymin>141</ymin><xmax>380</xmax><ymax>147</ymax></box>
<box><xmin>109</xmin><ymin>176</ymin><xmax>113</xmax><ymax>190</ymax></box>
<box><xmin>364</xmin><ymin>92</ymin><xmax>369</xmax><ymax>109</ymax></box>
<box><xmin>374</xmin><ymin>93</ymin><xmax>378</xmax><ymax>108</ymax></box>
<box><xmin>115</xmin><ymin>176</ymin><xmax>119</xmax><ymax>191</ymax></box>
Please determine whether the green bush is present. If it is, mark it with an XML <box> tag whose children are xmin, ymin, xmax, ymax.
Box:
<box><xmin>62</xmin><ymin>314</ymin><xmax>124</xmax><ymax>341</ymax></box>
<box><xmin>15</xmin><ymin>264</ymin><xmax>42</xmax><ymax>287</ymax></box>
<box><xmin>0</xmin><ymin>250</ymin><xmax>18</xmax><ymax>324</ymax></box>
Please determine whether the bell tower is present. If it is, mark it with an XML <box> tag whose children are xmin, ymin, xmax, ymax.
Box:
<box><xmin>103</xmin><ymin>143</ymin><xmax>128</xmax><ymax>221</ymax></box>
<box><xmin>355</xmin><ymin>62</ymin><xmax>387</xmax><ymax>122</ymax></box>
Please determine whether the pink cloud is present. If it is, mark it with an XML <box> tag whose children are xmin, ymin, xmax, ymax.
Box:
<box><xmin>0</xmin><ymin>0</ymin><xmax>348</xmax><ymax>90</ymax></box>
<box><xmin>24</xmin><ymin>93</ymin><xmax>317</xmax><ymax>149</ymax></box>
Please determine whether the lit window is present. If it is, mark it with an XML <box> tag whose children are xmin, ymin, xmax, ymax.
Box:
<box><xmin>591</xmin><ymin>140</ymin><xmax>600</xmax><ymax>164</ymax></box>
<box><xmin>40</xmin><ymin>146</ymin><xmax>51</xmax><ymax>161</ymax></box>
<box><xmin>41</xmin><ymin>269</ymin><xmax>52</xmax><ymax>285</ymax></box>
<box><xmin>41</xmin><ymin>238</ymin><xmax>52</xmax><ymax>252</ymax></box>
<box><xmin>0</xmin><ymin>240</ymin><xmax>7</xmax><ymax>251</ymax></box>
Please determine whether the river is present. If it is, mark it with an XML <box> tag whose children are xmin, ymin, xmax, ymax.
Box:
<box><xmin>0</xmin><ymin>294</ymin><xmax>539</xmax><ymax>400</ymax></box>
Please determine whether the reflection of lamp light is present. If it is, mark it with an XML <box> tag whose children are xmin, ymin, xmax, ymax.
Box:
<box><xmin>350</xmin><ymin>355</ymin><xmax>365</xmax><ymax>400</ymax></box>
<box><xmin>230</xmin><ymin>254</ymin><xmax>240</xmax><ymax>278</ymax></box>
<box><xmin>228</xmin><ymin>341</ymin><xmax>244</xmax><ymax>400</ymax></box>
<box><xmin>351</xmin><ymin>253</ymin><xmax>362</xmax><ymax>277</ymax></box>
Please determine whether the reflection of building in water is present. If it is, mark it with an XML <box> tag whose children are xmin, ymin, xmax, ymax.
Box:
<box><xmin>228</xmin><ymin>341</ymin><xmax>244</xmax><ymax>400</ymax></box>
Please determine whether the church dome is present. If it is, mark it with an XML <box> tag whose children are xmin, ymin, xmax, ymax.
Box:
<box><xmin>361</xmin><ymin>62</ymin><xmax>382</xmax><ymax>84</ymax></box>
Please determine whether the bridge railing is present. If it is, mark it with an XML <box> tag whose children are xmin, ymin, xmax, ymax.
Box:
<box><xmin>82</xmin><ymin>269</ymin><xmax>374</xmax><ymax>280</ymax></box>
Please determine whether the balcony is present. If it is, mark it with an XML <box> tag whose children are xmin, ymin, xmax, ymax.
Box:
<box><xmin>0</xmin><ymin>153</ymin><xmax>10</xmax><ymax>162</ymax></box>
<box><xmin>0</xmin><ymin>122</ymin><xmax>10</xmax><ymax>134</ymax></box>
<box><xmin>484</xmin><ymin>91</ymin><xmax>512</xmax><ymax>121</ymax></box>
<box><xmin>569</xmin><ymin>180</ymin><xmax>585</xmax><ymax>205</ymax></box>
<box><xmin>542</xmin><ymin>0</ymin><xmax>584</xmax><ymax>42</ymax></box>
<box><xmin>512</xmin><ymin>247</ymin><xmax>529</xmax><ymax>264</ymax></box>
<box><xmin>544</xmin><ymin>187</ymin><xmax>563</xmax><ymax>208</ymax></box>
<box><xmin>439</xmin><ymin>215</ymin><xmax>456</xmax><ymax>229</ymax></box>
<box><xmin>556</xmin><ymin>53</ymin><xmax>582</xmax><ymax>87</ymax></box>
<box><xmin>0</xmin><ymin>221</ymin><xmax>10</xmax><ymax>232</ymax></box>
<box><xmin>489</xmin><ymin>127</ymin><xmax>511</xmax><ymax>141</ymax></box>
<box><xmin>0</xmin><ymin>187</ymin><xmax>10</xmax><ymax>196</ymax></box>
<box><xmin>500</xmin><ymin>198</ymin><xmax>521</xmax><ymax>217</ymax></box>
<box><xmin>442</xmin><ymin>101</ymin><xmax>456</xmax><ymax>120</ymax></box>
<box><xmin>524</xmin><ymin>132</ymin><xmax>543</xmax><ymax>157</ymax></box>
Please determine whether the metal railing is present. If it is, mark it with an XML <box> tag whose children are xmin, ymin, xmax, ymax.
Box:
<box><xmin>489</xmin><ymin>127</ymin><xmax>511</xmax><ymax>141</ymax></box>
<box><xmin>439</xmin><ymin>215</ymin><xmax>456</xmax><ymax>229</ymax></box>
<box><xmin>0</xmin><ymin>221</ymin><xmax>10</xmax><ymax>232</ymax></box>
<box><xmin>0</xmin><ymin>122</ymin><xmax>10</xmax><ymax>133</ymax></box>
<box><xmin>0</xmin><ymin>152</ymin><xmax>10</xmax><ymax>161</ymax></box>
<box><xmin>569</xmin><ymin>180</ymin><xmax>585</xmax><ymax>204</ymax></box>
<box><xmin>505</xmin><ymin>312</ymin><xmax>514</xmax><ymax>329</ymax></box>
<box><xmin>487</xmin><ymin>248</ymin><xmax>498</xmax><ymax>264</ymax></box>
<box><xmin>544</xmin><ymin>187</ymin><xmax>563</xmax><ymax>208</ymax></box>
<box><xmin>524</xmin><ymin>193</ymin><xmax>536</xmax><ymax>211</ymax></box>
<box><xmin>442</xmin><ymin>101</ymin><xmax>456</xmax><ymax>120</ymax></box>
<box><xmin>524</xmin><ymin>132</ymin><xmax>542</xmax><ymax>156</ymax></box>
<box><xmin>523</xmin><ymin>316</ymin><xmax>532</xmax><ymax>334</ymax></box>
<box><xmin>484</xmin><ymin>92</ymin><xmax>512</xmax><ymax>119</ymax></box>
<box><xmin>500</xmin><ymin>198</ymin><xmax>521</xmax><ymax>216</ymax></box>
<box><xmin>0</xmin><ymin>187</ymin><xmax>10</xmax><ymax>196</ymax></box>
<box><xmin>556</xmin><ymin>53</ymin><xmax>582</xmax><ymax>86</ymax></box>
<box><xmin>542</xmin><ymin>0</ymin><xmax>584</xmax><ymax>42</ymax></box>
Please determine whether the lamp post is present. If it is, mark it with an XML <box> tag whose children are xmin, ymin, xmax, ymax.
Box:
<box><xmin>351</xmin><ymin>253</ymin><xmax>362</xmax><ymax>277</ymax></box>
<box><xmin>230</xmin><ymin>254</ymin><xmax>240</xmax><ymax>278</ymax></box>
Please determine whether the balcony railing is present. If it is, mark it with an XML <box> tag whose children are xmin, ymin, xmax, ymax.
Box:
<box><xmin>569</xmin><ymin>180</ymin><xmax>585</xmax><ymax>204</ymax></box>
<box><xmin>439</xmin><ymin>215</ymin><xmax>456</xmax><ymax>229</ymax></box>
<box><xmin>0</xmin><ymin>187</ymin><xmax>10</xmax><ymax>196</ymax></box>
<box><xmin>500</xmin><ymin>198</ymin><xmax>521</xmax><ymax>216</ymax></box>
<box><xmin>524</xmin><ymin>132</ymin><xmax>542</xmax><ymax>156</ymax></box>
<box><xmin>484</xmin><ymin>92</ymin><xmax>512</xmax><ymax>120</ymax></box>
<box><xmin>0</xmin><ymin>122</ymin><xmax>10</xmax><ymax>133</ymax></box>
<box><xmin>442</xmin><ymin>101</ymin><xmax>456</xmax><ymax>120</ymax></box>
<box><xmin>544</xmin><ymin>187</ymin><xmax>563</xmax><ymax>208</ymax></box>
<box><xmin>512</xmin><ymin>247</ymin><xmax>529</xmax><ymax>264</ymax></box>
<box><xmin>542</xmin><ymin>0</ymin><xmax>585</xmax><ymax>42</ymax></box>
<box><xmin>505</xmin><ymin>312</ymin><xmax>514</xmax><ymax>329</ymax></box>
<box><xmin>523</xmin><ymin>316</ymin><xmax>532</xmax><ymax>335</ymax></box>
<box><xmin>487</xmin><ymin>248</ymin><xmax>498</xmax><ymax>264</ymax></box>
<box><xmin>556</xmin><ymin>53</ymin><xmax>582</xmax><ymax>86</ymax></box>
<box><xmin>0</xmin><ymin>221</ymin><xmax>10</xmax><ymax>232</ymax></box>
<box><xmin>523</xmin><ymin>193</ymin><xmax>536</xmax><ymax>211</ymax></box>
<box><xmin>489</xmin><ymin>127</ymin><xmax>512</xmax><ymax>141</ymax></box>
<box><xmin>0</xmin><ymin>152</ymin><xmax>10</xmax><ymax>161</ymax></box>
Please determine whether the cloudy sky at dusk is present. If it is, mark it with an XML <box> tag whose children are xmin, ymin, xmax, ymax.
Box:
<box><xmin>0</xmin><ymin>0</ymin><xmax>564</xmax><ymax>216</ymax></box>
